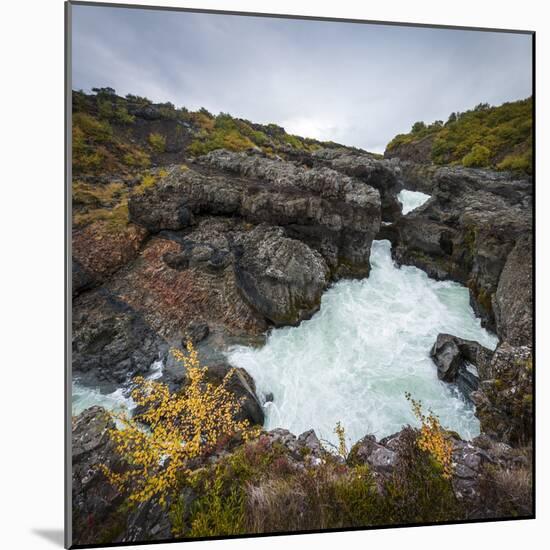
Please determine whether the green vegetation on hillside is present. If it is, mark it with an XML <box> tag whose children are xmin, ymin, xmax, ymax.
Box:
<box><xmin>385</xmin><ymin>97</ymin><xmax>532</xmax><ymax>173</ymax></box>
<box><xmin>72</xmin><ymin>88</ymin><xmax>341</xmax><ymax>177</ymax></box>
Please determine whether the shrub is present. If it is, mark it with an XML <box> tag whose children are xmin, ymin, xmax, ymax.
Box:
<box><xmin>148</xmin><ymin>132</ymin><xmax>166</xmax><ymax>153</ymax></box>
<box><xmin>73</xmin><ymin>112</ymin><xmax>113</xmax><ymax>143</ymax></box>
<box><xmin>385</xmin><ymin>97</ymin><xmax>532</xmax><ymax>173</ymax></box>
<box><xmin>97</xmin><ymin>97</ymin><xmax>135</xmax><ymax>124</ymax></box>
<box><xmin>406</xmin><ymin>392</ymin><xmax>453</xmax><ymax>479</ymax></box>
<box><xmin>125</xmin><ymin>93</ymin><xmax>152</xmax><ymax>106</ymax></box>
<box><xmin>334</xmin><ymin>421</ymin><xmax>349</xmax><ymax>459</ymax></box>
<box><xmin>380</xmin><ymin>427</ymin><xmax>461</xmax><ymax>524</ymax></box>
<box><xmin>462</xmin><ymin>144</ymin><xmax>491</xmax><ymax>168</ymax></box>
<box><xmin>101</xmin><ymin>342</ymin><xmax>252</xmax><ymax>507</ymax></box>
<box><xmin>411</xmin><ymin>121</ymin><xmax>426</xmax><ymax>133</ymax></box>
<box><xmin>122</xmin><ymin>148</ymin><xmax>151</xmax><ymax>169</ymax></box>
<box><xmin>478</xmin><ymin>452</ymin><xmax>533</xmax><ymax>517</ymax></box>
<box><xmin>185</xmin><ymin>469</ymin><xmax>246</xmax><ymax>537</ymax></box>
<box><xmin>497</xmin><ymin>151</ymin><xmax>532</xmax><ymax>174</ymax></box>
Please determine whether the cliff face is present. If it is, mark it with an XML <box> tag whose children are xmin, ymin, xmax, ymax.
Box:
<box><xmin>71</xmin><ymin>89</ymin><xmax>533</xmax><ymax>544</ymax></box>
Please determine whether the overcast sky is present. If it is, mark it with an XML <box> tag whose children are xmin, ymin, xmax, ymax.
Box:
<box><xmin>71</xmin><ymin>5</ymin><xmax>532</xmax><ymax>153</ymax></box>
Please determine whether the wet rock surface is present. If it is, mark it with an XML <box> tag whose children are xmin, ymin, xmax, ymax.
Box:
<box><xmin>430</xmin><ymin>333</ymin><xmax>493</xmax><ymax>399</ymax></box>
<box><xmin>72</xmin><ymin>289</ymin><xmax>167</xmax><ymax>388</ymax></box>
<box><xmin>391</xmin><ymin>166</ymin><xmax>532</xmax><ymax>335</ymax></box>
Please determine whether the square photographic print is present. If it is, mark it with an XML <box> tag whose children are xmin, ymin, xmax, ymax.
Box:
<box><xmin>66</xmin><ymin>2</ymin><xmax>534</xmax><ymax>547</ymax></box>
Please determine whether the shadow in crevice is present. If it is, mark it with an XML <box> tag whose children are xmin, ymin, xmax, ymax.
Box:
<box><xmin>32</xmin><ymin>529</ymin><xmax>65</xmax><ymax>547</ymax></box>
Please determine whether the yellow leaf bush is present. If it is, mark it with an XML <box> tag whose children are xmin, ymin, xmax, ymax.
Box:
<box><xmin>406</xmin><ymin>392</ymin><xmax>454</xmax><ymax>479</ymax></box>
<box><xmin>101</xmin><ymin>342</ymin><xmax>252</xmax><ymax>507</ymax></box>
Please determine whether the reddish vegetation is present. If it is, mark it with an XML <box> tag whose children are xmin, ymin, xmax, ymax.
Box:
<box><xmin>106</xmin><ymin>237</ymin><xmax>266</xmax><ymax>338</ymax></box>
<box><xmin>73</xmin><ymin>221</ymin><xmax>148</xmax><ymax>282</ymax></box>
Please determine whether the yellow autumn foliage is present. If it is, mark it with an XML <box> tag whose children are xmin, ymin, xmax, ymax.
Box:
<box><xmin>406</xmin><ymin>392</ymin><xmax>454</xmax><ymax>480</ymax></box>
<box><xmin>101</xmin><ymin>342</ymin><xmax>252</xmax><ymax>507</ymax></box>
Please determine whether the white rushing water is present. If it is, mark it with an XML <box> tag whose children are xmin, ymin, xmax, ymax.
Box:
<box><xmin>228</xmin><ymin>240</ymin><xmax>498</xmax><ymax>446</ymax></box>
<box><xmin>71</xmin><ymin>359</ymin><xmax>163</xmax><ymax>417</ymax></box>
<box><xmin>398</xmin><ymin>189</ymin><xmax>432</xmax><ymax>214</ymax></box>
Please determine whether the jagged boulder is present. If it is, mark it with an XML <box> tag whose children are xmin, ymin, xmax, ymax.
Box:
<box><xmin>202</xmin><ymin>360</ymin><xmax>265</xmax><ymax>426</ymax></box>
<box><xmin>348</xmin><ymin>434</ymin><xmax>397</xmax><ymax>473</ymax></box>
<box><xmin>311</xmin><ymin>148</ymin><xmax>403</xmax><ymax>221</ymax></box>
<box><xmin>72</xmin><ymin>407</ymin><xmax>126</xmax><ymax>545</ymax></box>
<box><xmin>233</xmin><ymin>224</ymin><xmax>330</xmax><ymax>326</ymax></box>
<box><xmin>430</xmin><ymin>333</ymin><xmax>494</xmax><ymax>398</ymax></box>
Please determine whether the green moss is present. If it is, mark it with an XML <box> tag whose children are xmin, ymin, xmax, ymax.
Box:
<box><xmin>464</xmin><ymin>226</ymin><xmax>478</xmax><ymax>257</ymax></box>
<box><xmin>477</xmin><ymin>287</ymin><xmax>493</xmax><ymax>314</ymax></box>
<box><xmin>73</xmin><ymin>200</ymin><xmax>130</xmax><ymax>232</ymax></box>
<box><xmin>148</xmin><ymin>132</ymin><xmax>166</xmax><ymax>153</ymax></box>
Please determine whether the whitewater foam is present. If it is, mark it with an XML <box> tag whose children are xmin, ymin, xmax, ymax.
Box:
<box><xmin>228</xmin><ymin>240</ymin><xmax>498</xmax><ymax>446</ymax></box>
<box><xmin>398</xmin><ymin>189</ymin><xmax>431</xmax><ymax>214</ymax></box>
<box><xmin>71</xmin><ymin>359</ymin><xmax>164</xmax><ymax>417</ymax></box>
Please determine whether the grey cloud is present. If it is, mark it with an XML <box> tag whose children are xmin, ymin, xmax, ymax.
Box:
<box><xmin>71</xmin><ymin>5</ymin><xmax>532</xmax><ymax>152</ymax></box>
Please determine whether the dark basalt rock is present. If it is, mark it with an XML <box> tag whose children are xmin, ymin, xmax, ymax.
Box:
<box><xmin>384</xmin><ymin>133</ymin><xmax>436</xmax><ymax>164</ymax></box>
<box><xmin>493</xmin><ymin>234</ymin><xmax>533</xmax><ymax>347</ymax></box>
<box><xmin>348</xmin><ymin>434</ymin><xmax>397</xmax><ymax>473</ymax></box>
<box><xmin>160</xmin><ymin>350</ymin><xmax>265</xmax><ymax>427</ymax></box>
<box><xmin>129</xmin><ymin>150</ymin><xmax>381</xmax><ymax>278</ymax></box>
<box><xmin>430</xmin><ymin>333</ymin><xmax>494</xmax><ymax>399</ymax></box>
<box><xmin>181</xmin><ymin>320</ymin><xmax>210</xmax><ymax>346</ymax></box>
<box><xmin>72</xmin><ymin>406</ymin><xmax>177</xmax><ymax>545</ymax></box>
<box><xmin>202</xmin><ymin>360</ymin><xmax>265</xmax><ymax>426</ymax></box>
<box><xmin>73</xmin><ymin>259</ymin><xmax>97</xmax><ymax>296</ymax></box>
<box><xmin>233</xmin><ymin>224</ymin><xmax>330</xmax><ymax>326</ymax></box>
<box><xmin>349</xmin><ymin>426</ymin><xmax>531</xmax><ymax>516</ymax></box>
<box><xmin>72</xmin><ymin>407</ymin><xmax>127</xmax><ymax>545</ymax></box>
<box><xmin>266</xmin><ymin>427</ymin><xmax>324</xmax><ymax>462</ymax></box>
<box><xmin>471</xmin><ymin>342</ymin><xmax>533</xmax><ymax>446</ymax></box>
<box><xmin>72</xmin><ymin>289</ymin><xmax>167</xmax><ymax>388</ymax></box>
<box><xmin>391</xmin><ymin>166</ymin><xmax>532</xmax><ymax>335</ymax></box>
<box><xmin>311</xmin><ymin>148</ymin><xmax>404</xmax><ymax>221</ymax></box>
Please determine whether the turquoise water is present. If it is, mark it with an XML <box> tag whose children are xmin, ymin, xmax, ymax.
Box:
<box><xmin>228</xmin><ymin>240</ymin><xmax>498</xmax><ymax>445</ymax></box>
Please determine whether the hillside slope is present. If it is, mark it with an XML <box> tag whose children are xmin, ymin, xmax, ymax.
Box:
<box><xmin>384</xmin><ymin>97</ymin><xmax>532</xmax><ymax>174</ymax></box>
<box><xmin>72</xmin><ymin>87</ymin><xmax>358</xmax><ymax>178</ymax></box>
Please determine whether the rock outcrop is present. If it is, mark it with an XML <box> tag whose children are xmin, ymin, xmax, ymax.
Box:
<box><xmin>233</xmin><ymin>224</ymin><xmax>330</xmax><ymax>326</ymax></box>
<box><xmin>471</xmin><ymin>342</ymin><xmax>533</xmax><ymax>446</ymax></box>
<box><xmin>72</xmin><ymin>289</ymin><xmax>166</xmax><ymax>387</ymax></box>
<box><xmin>72</xmin><ymin>221</ymin><xmax>148</xmax><ymax>296</ymax></box>
<box><xmin>72</xmin><ymin>406</ymin><xmax>175</xmax><ymax>545</ymax></box>
<box><xmin>72</xmin><ymin>407</ymin><xmax>126</xmax><ymax>545</ymax></box>
<box><xmin>493</xmin><ymin>234</ymin><xmax>533</xmax><ymax>347</ymax></box>
<box><xmin>309</xmin><ymin>148</ymin><xmax>403</xmax><ymax>221</ymax></box>
<box><xmin>391</xmin><ymin>166</ymin><xmax>532</xmax><ymax>335</ymax></box>
<box><xmin>349</xmin><ymin>426</ymin><xmax>532</xmax><ymax>516</ymax></box>
<box><xmin>430</xmin><ymin>333</ymin><xmax>494</xmax><ymax>399</ymax></box>
<box><xmin>129</xmin><ymin>150</ymin><xmax>381</xmax><ymax>278</ymax></box>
